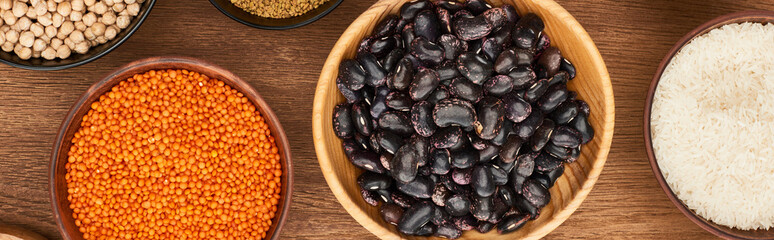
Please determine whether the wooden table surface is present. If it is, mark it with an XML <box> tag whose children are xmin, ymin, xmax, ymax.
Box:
<box><xmin>0</xmin><ymin>0</ymin><xmax>769</xmax><ymax>239</ymax></box>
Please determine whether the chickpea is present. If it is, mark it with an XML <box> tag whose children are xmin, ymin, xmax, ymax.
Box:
<box><xmin>30</xmin><ymin>23</ymin><xmax>43</xmax><ymax>37</ymax></box>
<box><xmin>101</xmin><ymin>11</ymin><xmax>115</xmax><ymax>25</ymax></box>
<box><xmin>112</xmin><ymin>2</ymin><xmax>123</xmax><ymax>12</ymax></box>
<box><xmin>44</xmin><ymin>25</ymin><xmax>56</xmax><ymax>38</ymax></box>
<box><xmin>126</xmin><ymin>3</ymin><xmax>138</xmax><ymax>16</ymax></box>
<box><xmin>5</xmin><ymin>30</ymin><xmax>18</xmax><ymax>44</ymax></box>
<box><xmin>104</xmin><ymin>25</ymin><xmax>117</xmax><ymax>40</ymax></box>
<box><xmin>1</xmin><ymin>42</ymin><xmax>13</xmax><ymax>52</ymax></box>
<box><xmin>95</xmin><ymin>35</ymin><xmax>105</xmax><ymax>44</ymax></box>
<box><xmin>90</xmin><ymin>22</ymin><xmax>104</xmax><ymax>36</ymax></box>
<box><xmin>82</xmin><ymin>12</ymin><xmax>95</xmax><ymax>26</ymax></box>
<box><xmin>56</xmin><ymin>1</ymin><xmax>70</xmax><ymax>16</ymax></box>
<box><xmin>1</xmin><ymin>24</ymin><xmax>10</xmax><ymax>32</ymax></box>
<box><xmin>0</xmin><ymin>0</ymin><xmax>11</xmax><ymax>10</ymax></box>
<box><xmin>57</xmin><ymin>21</ymin><xmax>73</xmax><ymax>38</ymax></box>
<box><xmin>41</xmin><ymin>46</ymin><xmax>55</xmax><ymax>59</ymax></box>
<box><xmin>34</xmin><ymin>2</ymin><xmax>46</xmax><ymax>16</ymax></box>
<box><xmin>69</xmin><ymin>29</ymin><xmax>84</xmax><ymax>43</ymax></box>
<box><xmin>124</xmin><ymin>0</ymin><xmax>135</xmax><ymax>4</ymax></box>
<box><xmin>49</xmin><ymin>37</ymin><xmax>61</xmax><ymax>49</ymax></box>
<box><xmin>16</xmin><ymin>46</ymin><xmax>31</xmax><ymax>60</ymax></box>
<box><xmin>2</xmin><ymin>9</ymin><xmax>16</xmax><ymax>25</ymax></box>
<box><xmin>83</xmin><ymin>27</ymin><xmax>95</xmax><ymax>40</ymax></box>
<box><xmin>32</xmin><ymin>38</ymin><xmax>45</xmax><ymax>51</ymax></box>
<box><xmin>38</xmin><ymin>33</ymin><xmax>49</xmax><ymax>43</ymax></box>
<box><xmin>31</xmin><ymin>50</ymin><xmax>40</xmax><ymax>58</ymax></box>
<box><xmin>46</xmin><ymin>0</ymin><xmax>55</xmax><ymax>12</ymax></box>
<box><xmin>71</xmin><ymin>0</ymin><xmax>84</xmax><ymax>11</ymax></box>
<box><xmin>69</xmin><ymin>10</ymin><xmax>81</xmax><ymax>21</ymax></box>
<box><xmin>15</xmin><ymin>16</ymin><xmax>31</xmax><ymax>31</ymax></box>
<box><xmin>37</xmin><ymin>12</ymin><xmax>51</xmax><ymax>26</ymax></box>
<box><xmin>52</xmin><ymin>13</ymin><xmax>63</xmax><ymax>27</ymax></box>
<box><xmin>63</xmin><ymin>37</ymin><xmax>72</xmax><ymax>48</ymax></box>
<box><xmin>12</xmin><ymin>1</ymin><xmax>28</xmax><ymax>17</ymax></box>
<box><xmin>74</xmin><ymin>40</ymin><xmax>88</xmax><ymax>54</ymax></box>
<box><xmin>55</xmin><ymin>44</ymin><xmax>70</xmax><ymax>58</ymax></box>
<box><xmin>0</xmin><ymin>32</ymin><xmax>4</xmax><ymax>46</ymax></box>
<box><xmin>19</xmin><ymin>31</ymin><xmax>34</xmax><ymax>47</ymax></box>
<box><xmin>92</xmin><ymin>2</ymin><xmax>106</xmax><ymax>14</ymax></box>
<box><xmin>74</xmin><ymin>21</ymin><xmax>86</xmax><ymax>31</ymax></box>
<box><xmin>103</xmin><ymin>0</ymin><xmax>114</xmax><ymax>7</ymax></box>
<box><xmin>115</xmin><ymin>15</ymin><xmax>129</xmax><ymax>29</ymax></box>
<box><xmin>84</xmin><ymin>0</ymin><xmax>94</xmax><ymax>7</ymax></box>
<box><xmin>24</xmin><ymin>5</ymin><xmax>35</xmax><ymax>19</ymax></box>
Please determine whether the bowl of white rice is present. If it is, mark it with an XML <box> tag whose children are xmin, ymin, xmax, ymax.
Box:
<box><xmin>645</xmin><ymin>11</ymin><xmax>774</xmax><ymax>240</ymax></box>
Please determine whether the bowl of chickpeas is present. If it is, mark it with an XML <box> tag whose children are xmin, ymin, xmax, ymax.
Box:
<box><xmin>0</xmin><ymin>0</ymin><xmax>155</xmax><ymax>70</ymax></box>
<box><xmin>49</xmin><ymin>56</ymin><xmax>293</xmax><ymax>240</ymax></box>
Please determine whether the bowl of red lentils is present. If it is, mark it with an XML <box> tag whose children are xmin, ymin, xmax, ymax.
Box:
<box><xmin>49</xmin><ymin>56</ymin><xmax>293</xmax><ymax>240</ymax></box>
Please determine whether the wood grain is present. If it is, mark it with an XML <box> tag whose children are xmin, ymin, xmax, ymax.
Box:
<box><xmin>0</xmin><ymin>0</ymin><xmax>771</xmax><ymax>239</ymax></box>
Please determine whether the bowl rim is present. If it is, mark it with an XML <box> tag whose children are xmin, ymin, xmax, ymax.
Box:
<box><xmin>0</xmin><ymin>0</ymin><xmax>157</xmax><ymax>71</ymax></box>
<box><xmin>644</xmin><ymin>10</ymin><xmax>774</xmax><ymax>240</ymax></box>
<box><xmin>208</xmin><ymin>0</ymin><xmax>343</xmax><ymax>30</ymax></box>
<box><xmin>312</xmin><ymin>0</ymin><xmax>615</xmax><ymax>239</ymax></box>
<box><xmin>48</xmin><ymin>56</ymin><xmax>294</xmax><ymax>240</ymax></box>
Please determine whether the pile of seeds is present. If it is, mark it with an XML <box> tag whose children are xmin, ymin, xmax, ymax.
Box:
<box><xmin>66</xmin><ymin>69</ymin><xmax>282</xmax><ymax>240</ymax></box>
<box><xmin>331</xmin><ymin>0</ymin><xmax>594</xmax><ymax>238</ymax></box>
<box><xmin>229</xmin><ymin>0</ymin><xmax>329</xmax><ymax>19</ymax></box>
<box><xmin>0</xmin><ymin>0</ymin><xmax>145</xmax><ymax>60</ymax></box>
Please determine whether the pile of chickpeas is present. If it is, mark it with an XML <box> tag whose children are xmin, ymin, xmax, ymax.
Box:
<box><xmin>0</xmin><ymin>0</ymin><xmax>144</xmax><ymax>60</ymax></box>
<box><xmin>66</xmin><ymin>69</ymin><xmax>283</xmax><ymax>239</ymax></box>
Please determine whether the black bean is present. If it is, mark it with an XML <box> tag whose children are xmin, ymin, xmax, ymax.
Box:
<box><xmin>333</xmin><ymin>103</ymin><xmax>354</xmax><ymax>139</ymax></box>
<box><xmin>357</xmin><ymin>171</ymin><xmax>392</xmax><ymax>190</ymax></box>
<box><xmin>414</xmin><ymin>10</ymin><xmax>440</xmax><ymax>42</ymax></box>
<box><xmin>392</xmin><ymin>191</ymin><xmax>418</xmax><ymax>208</ymax></box>
<box><xmin>391</xmin><ymin>144</ymin><xmax>421</xmax><ymax>183</ymax></box>
<box><xmin>494</xmin><ymin>156</ymin><xmax>516</xmax><ymax>174</ymax></box>
<box><xmin>399</xmin><ymin>0</ymin><xmax>431</xmax><ymax>20</ymax></box>
<box><xmin>481</xmin><ymin>37</ymin><xmax>503</xmax><ymax>61</ymax></box>
<box><xmin>522</xmin><ymin>179</ymin><xmax>550</xmax><ymax>208</ymax></box>
<box><xmin>471</xmin><ymin>165</ymin><xmax>496</xmax><ymax>197</ymax></box>
<box><xmin>490</xmin><ymin>120</ymin><xmax>512</xmax><ymax>146</ymax></box>
<box><xmin>350</xmin><ymin>150</ymin><xmax>387</xmax><ymax>173</ymax></box>
<box><xmin>433</xmin><ymin>98</ymin><xmax>477</xmax><ymax>128</ymax></box>
<box><xmin>388</xmin><ymin>58</ymin><xmax>414</xmax><ymax>91</ymax></box>
<box><xmin>514</xmin><ymin>195</ymin><xmax>539</xmax><ymax>219</ymax></box>
<box><xmin>502</xmin><ymin>4</ymin><xmax>520</xmax><ymax>24</ymax></box>
<box><xmin>377</xmin><ymin>131</ymin><xmax>404</xmax><ymax>155</ymax></box>
<box><xmin>470</xmin><ymin>195</ymin><xmax>494</xmax><ymax>221</ymax></box>
<box><xmin>507</xmin><ymin>65</ymin><xmax>536</xmax><ymax>90</ymax></box>
<box><xmin>437</xmin><ymin>7</ymin><xmax>452</xmax><ymax>34</ymax></box>
<box><xmin>513</xmin><ymin>110</ymin><xmax>543</xmax><ymax>139</ymax></box>
<box><xmin>437</xmin><ymin>0</ymin><xmax>464</xmax><ymax>12</ymax></box>
<box><xmin>439</xmin><ymin>34</ymin><xmax>468</xmax><ymax>60</ymax></box>
<box><xmin>411</xmin><ymin>37</ymin><xmax>445</xmax><ymax>67</ymax></box>
<box><xmin>409</xmin><ymin>101</ymin><xmax>436</xmax><ymax>137</ymax></box>
<box><xmin>445</xmin><ymin>194</ymin><xmax>470</xmax><ymax>216</ymax></box>
<box><xmin>570</xmin><ymin>112</ymin><xmax>594</xmax><ymax>144</ymax></box>
<box><xmin>475</xmin><ymin>97</ymin><xmax>505</xmax><ymax>140</ymax></box>
<box><xmin>547</xmin><ymin>70</ymin><xmax>569</xmax><ymax>86</ymax></box>
<box><xmin>380</xmin><ymin>203</ymin><xmax>404</xmax><ymax>226</ymax></box>
<box><xmin>456</xmin><ymin>52</ymin><xmax>494</xmax><ymax>84</ymax></box>
<box><xmin>551</xmin><ymin>125</ymin><xmax>582</xmax><ymax>148</ymax></box>
<box><xmin>351</xmin><ymin>102</ymin><xmax>374</xmax><ymax>136</ymax></box>
<box><xmin>465</xmin><ymin>0</ymin><xmax>491</xmax><ymax>15</ymax></box>
<box><xmin>482</xmin><ymin>7</ymin><xmax>508</xmax><ymax>31</ymax></box>
<box><xmin>357</xmin><ymin>52</ymin><xmax>388</xmax><ymax>87</ymax></box>
<box><xmin>339</xmin><ymin>59</ymin><xmax>367</xmax><ymax>91</ymax></box>
<box><xmin>560</xmin><ymin>57</ymin><xmax>576</xmax><ymax>79</ymax></box>
<box><xmin>431</xmin><ymin>126</ymin><xmax>463</xmax><ymax>149</ymax></box>
<box><xmin>370</xmin><ymin>86</ymin><xmax>390</xmax><ymax>118</ymax></box>
<box><xmin>342</xmin><ymin>138</ymin><xmax>361</xmax><ymax>157</ymax></box>
<box><xmin>442</xmin><ymin>174</ymin><xmax>472</xmax><ymax>195</ymax></box>
<box><xmin>534</xmin><ymin>33</ymin><xmax>551</xmax><ymax>57</ymax></box>
<box><xmin>499</xmin><ymin>135</ymin><xmax>524</xmax><ymax>163</ymax></box>
<box><xmin>410</xmin><ymin>135</ymin><xmax>430</xmax><ymax>166</ymax></box>
<box><xmin>431</xmin><ymin>205</ymin><xmax>451</xmax><ymax>225</ymax></box>
<box><xmin>529</xmin><ymin>118</ymin><xmax>555</xmax><ymax>152</ymax></box>
<box><xmin>489</xmin><ymin>164</ymin><xmax>509</xmax><ymax>186</ymax></box>
<box><xmin>449</xmin><ymin>77</ymin><xmax>484</xmax><ymax>103</ymax></box>
<box><xmin>426</xmin><ymin>84</ymin><xmax>451</xmax><ymax>105</ymax></box>
<box><xmin>385</xmin><ymin>91</ymin><xmax>413</xmax><ymax>111</ymax></box>
<box><xmin>361</xmin><ymin>188</ymin><xmax>380</xmax><ymax>206</ymax></box>
<box><xmin>537</xmin><ymin>86</ymin><xmax>568</xmax><ymax>113</ymax></box>
<box><xmin>523</xmin><ymin>78</ymin><xmax>550</xmax><ymax>103</ymax></box>
<box><xmin>451</xmin><ymin>147</ymin><xmax>478</xmax><ymax>169</ymax></box>
<box><xmin>453</xmin><ymin>15</ymin><xmax>493</xmax><ymax>41</ymax></box>
<box><xmin>436</xmin><ymin>61</ymin><xmax>462</xmax><ymax>81</ymax></box>
<box><xmin>496</xmin><ymin>214</ymin><xmax>529</xmax><ymax>234</ymax></box>
<box><xmin>430</xmin><ymin>148</ymin><xmax>452</xmax><ymax>175</ymax></box>
<box><xmin>409</xmin><ymin>67</ymin><xmax>441</xmax><ymax>101</ymax></box>
<box><xmin>490</xmin><ymin>23</ymin><xmax>513</xmax><ymax>47</ymax></box>
<box><xmin>358</xmin><ymin>36</ymin><xmax>374</xmax><ymax>54</ymax></box>
<box><xmin>370</xmin><ymin>36</ymin><xmax>397</xmax><ymax>58</ymax></box>
<box><xmin>415</xmin><ymin>223</ymin><xmax>435</xmax><ymax>236</ymax></box>
<box><xmin>511</xmin><ymin>23</ymin><xmax>537</xmax><ymax>50</ymax></box>
<box><xmin>535</xmin><ymin>152</ymin><xmax>562</xmax><ymax>173</ymax></box>
<box><xmin>398</xmin><ymin>201</ymin><xmax>434</xmax><ymax>235</ymax></box>
<box><xmin>431</xmin><ymin>184</ymin><xmax>450</xmax><ymax>207</ymax></box>
<box><xmin>550</xmin><ymin>100</ymin><xmax>579</xmax><ymax>125</ymax></box>
<box><xmin>381</xmin><ymin>49</ymin><xmax>404</xmax><ymax>73</ymax></box>
<box><xmin>434</xmin><ymin>223</ymin><xmax>462</xmax><ymax>239</ymax></box>
<box><xmin>402</xmin><ymin>23</ymin><xmax>417</xmax><ymax>51</ymax></box>
<box><xmin>374</xmin><ymin>15</ymin><xmax>399</xmax><ymax>38</ymax></box>
<box><xmin>494</xmin><ymin>49</ymin><xmax>518</xmax><ymax>74</ymax></box>
<box><xmin>380</xmin><ymin>153</ymin><xmax>393</xmax><ymax>171</ymax></box>
<box><xmin>515</xmin><ymin>152</ymin><xmax>538</xmax><ymax>177</ymax></box>
<box><xmin>532</xmin><ymin>173</ymin><xmax>552</xmax><ymax>189</ymax></box>
<box><xmin>453</xmin><ymin>215</ymin><xmax>478</xmax><ymax>231</ymax></box>
<box><xmin>488</xmin><ymin>196</ymin><xmax>510</xmax><ymax>224</ymax></box>
<box><xmin>502</xmin><ymin>94</ymin><xmax>531</xmax><ymax>124</ymax></box>
<box><xmin>337</xmin><ymin>76</ymin><xmax>363</xmax><ymax>104</ymax></box>
<box><xmin>378</xmin><ymin>113</ymin><xmax>413</xmax><ymax>140</ymax></box>
<box><xmin>479</xmin><ymin>143</ymin><xmax>500</xmax><ymax>163</ymax></box>
<box><xmin>545</xmin><ymin>164</ymin><xmax>565</xmax><ymax>184</ymax></box>
<box><xmin>398</xmin><ymin>176</ymin><xmax>434</xmax><ymax>198</ymax></box>
<box><xmin>498</xmin><ymin>186</ymin><xmax>517</xmax><ymax>207</ymax></box>
<box><xmin>537</xmin><ymin>47</ymin><xmax>561</xmax><ymax>76</ymax></box>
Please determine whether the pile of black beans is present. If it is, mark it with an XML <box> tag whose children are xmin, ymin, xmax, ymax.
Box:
<box><xmin>331</xmin><ymin>0</ymin><xmax>594</xmax><ymax>238</ymax></box>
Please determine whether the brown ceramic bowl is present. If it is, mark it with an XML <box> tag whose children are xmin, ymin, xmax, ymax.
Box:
<box><xmin>313</xmin><ymin>0</ymin><xmax>615</xmax><ymax>239</ymax></box>
<box><xmin>49</xmin><ymin>57</ymin><xmax>293</xmax><ymax>240</ymax></box>
<box><xmin>645</xmin><ymin>10</ymin><xmax>774</xmax><ymax>240</ymax></box>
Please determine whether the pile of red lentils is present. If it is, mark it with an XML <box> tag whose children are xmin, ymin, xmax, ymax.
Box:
<box><xmin>65</xmin><ymin>69</ymin><xmax>282</xmax><ymax>239</ymax></box>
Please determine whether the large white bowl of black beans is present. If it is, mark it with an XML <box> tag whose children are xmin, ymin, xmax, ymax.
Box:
<box><xmin>313</xmin><ymin>0</ymin><xmax>615</xmax><ymax>239</ymax></box>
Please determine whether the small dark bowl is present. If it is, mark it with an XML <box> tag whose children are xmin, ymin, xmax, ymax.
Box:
<box><xmin>645</xmin><ymin>10</ymin><xmax>774</xmax><ymax>240</ymax></box>
<box><xmin>49</xmin><ymin>57</ymin><xmax>293</xmax><ymax>240</ymax></box>
<box><xmin>0</xmin><ymin>0</ymin><xmax>156</xmax><ymax>71</ymax></box>
<box><xmin>209</xmin><ymin>0</ymin><xmax>342</xmax><ymax>30</ymax></box>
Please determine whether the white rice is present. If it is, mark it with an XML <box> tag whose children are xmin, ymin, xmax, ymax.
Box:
<box><xmin>651</xmin><ymin>22</ymin><xmax>774</xmax><ymax>230</ymax></box>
